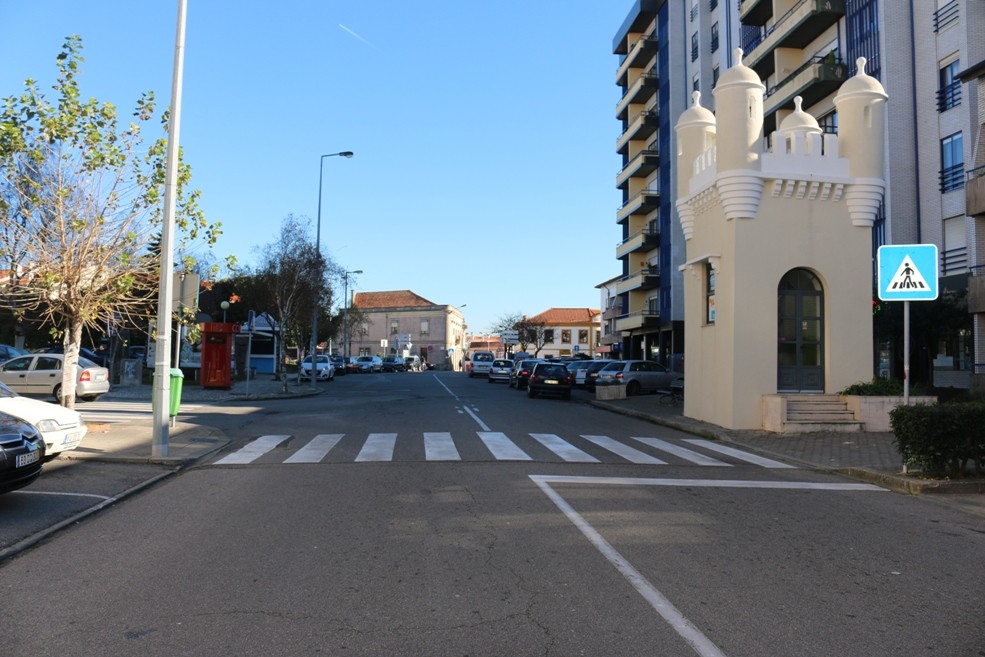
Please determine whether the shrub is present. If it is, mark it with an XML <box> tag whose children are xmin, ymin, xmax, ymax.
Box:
<box><xmin>890</xmin><ymin>402</ymin><xmax>985</xmax><ymax>478</ymax></box>
<box><xmin>840</xmin><ymin>378</ymin><xmax>904</xmax><ymax>396</ymax></box>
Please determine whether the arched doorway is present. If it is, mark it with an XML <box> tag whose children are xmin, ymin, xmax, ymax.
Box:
<box><xmin>777</xmin><ymin>269</ymin><xmax>824</xmax><ymax>392</ymax></box>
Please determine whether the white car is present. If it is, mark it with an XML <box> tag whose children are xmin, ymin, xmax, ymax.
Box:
<box><xmin>299</xmin><ymin>355</ymin><xmax>335</xmax><ymax>381</ymax></box>
<box><xmin>0</xmin><ymin>353</ymin><xmax>110</xmax><ymax>401</ymax></box>
<box><xmin>0</xmin><ymin>382</ymin><xmax>87</xmax><ymax>456</ymax></box>
<box><xmin>468</xmin><ymin>351</ymin><xmax>495</xmax><ymax>377</ymax></box>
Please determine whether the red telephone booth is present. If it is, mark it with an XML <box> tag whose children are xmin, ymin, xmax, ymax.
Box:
<box><xmin>200</xmin><ymin>322</ymin><xmax>238</xmax><ymax>389</ymax></box>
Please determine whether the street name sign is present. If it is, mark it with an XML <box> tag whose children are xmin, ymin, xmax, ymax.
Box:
<box><xmin>877</xmin><ymin>244</ymin><xmax>939</xmax><ymax>301</ymax></box>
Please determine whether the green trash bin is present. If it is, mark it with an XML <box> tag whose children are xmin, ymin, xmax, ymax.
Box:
<box><xmin>169</xmin><ymin>368</ymin><xmax>184</xmax><ymax>417</ymax></box>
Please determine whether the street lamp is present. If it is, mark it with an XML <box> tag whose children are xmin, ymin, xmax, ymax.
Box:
<box><xmin>342</xmin><ymin>269</ymin><xmax>362</xmax><ymax>361</ymax></box>
<box><xmin>310</xmin><ymin>150</ymin><xmax>354</xmax><ymax>388</ymax></box>
<box><xmin>220</xmin><ymin>300</ymin><xmax>230</xmax><ymax>322</ymax></box>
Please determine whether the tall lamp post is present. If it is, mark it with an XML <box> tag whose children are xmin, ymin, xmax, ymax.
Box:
<box><xmin>310</xmin><ymin>151</ymin><xmax>354</xmax><ymax>388</ymax></box>
<box><xmin>342</xmin><ymin>269</ymin><xmax>362</xmax><ymax>361</ymax></box>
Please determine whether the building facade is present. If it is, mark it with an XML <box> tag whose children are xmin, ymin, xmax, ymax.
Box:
<box><xmin>348</xmin><ymin>291</ymin><xmax>466</xmax><ymax>371</ymax></box>
<box><xmin>960</xmin><ymin>57</ymin><xmax>985</xmax><ymax>394</ymax></box>
<box><xmin>522</xmin><ymin>308</ymin><xmax>602</xmax><ymax>360</ymax></box>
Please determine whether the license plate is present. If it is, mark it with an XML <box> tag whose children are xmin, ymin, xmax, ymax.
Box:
<box><xmin>16</xmin><ymin>448</ymin><xmax>40</xmax><ymax>468</ymax></box>
<box><xmin>545</xmin><ymin>379</ymin><xmax>559</xmax><ymax>385</ymax></box>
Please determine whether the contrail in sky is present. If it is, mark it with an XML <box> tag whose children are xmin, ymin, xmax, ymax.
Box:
<box><xmin>339</xmin><ymin>24</ymin><xmax>380</xmax><ymax>51</ymax></box>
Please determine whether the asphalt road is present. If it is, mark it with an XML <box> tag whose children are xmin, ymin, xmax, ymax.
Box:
<box><xmin>2</xmin><ymin>372</ymin><xmax>984</xmax><ymax>656</ymax></box>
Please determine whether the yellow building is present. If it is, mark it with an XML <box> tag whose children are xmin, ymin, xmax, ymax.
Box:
<box><xmin>675</xmin><ymin>50</ymin><xmax>887</xmax><ymax>430</ymax></box>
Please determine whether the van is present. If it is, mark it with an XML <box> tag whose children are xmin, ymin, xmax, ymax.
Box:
<box><xmin>403</xmin><ymin>355</ymin><xmax>422</xmax><ymax>372</ymax></box>
<box><xmin>468</xmin><ymin>351</ymin><xmax>495</xmax><ymax>377</ymax></box>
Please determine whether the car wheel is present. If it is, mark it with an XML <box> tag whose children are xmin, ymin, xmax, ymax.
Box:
<box><xmin>626</xmin><ymin>380</ymin><xmax>641</xmax><ymax>396</ymax></box>
<box><xmin>52</xmin><ymin>384</ymin><xmax>62</xmax><ymax>402</ymax></box>
<box><xmin>527</xmin><ymin>387</ymin><xmax>537</xmax><ymax>398</ymax></box>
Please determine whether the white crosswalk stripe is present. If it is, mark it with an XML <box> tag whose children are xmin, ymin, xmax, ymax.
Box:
<box><xmin>210</xmin><ymin>432</ymin><xmax>796</xmax><ymax>469</ymax></box>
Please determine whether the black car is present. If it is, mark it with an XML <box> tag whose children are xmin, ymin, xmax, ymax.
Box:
<box><xmin>0</xmin><ymin>411</ymin><xmax>45</xmax><ymax>494</ymax></box>
<box><xmin>509</xmin><ymin>359</ymin><xmax>541</xmax><ymax>390</ymax></box>
<box><xmin>329</xmin><ymin>354</ymin><xmax>347</xmax><ymax>376</ymax></box>
<box><xmin>526</xmin><ymin>362</ymin><xmax>573</xmax><ymax>399</ymax></box>
<box><xmin>583</xmin><ymin>360</ymin><xmax>615</xmax><ymax>391</ymax></box>
<box><xmin>381</xmin><ymin>355</ymin><xmax>406</xmax><ymax>372</ymax></box>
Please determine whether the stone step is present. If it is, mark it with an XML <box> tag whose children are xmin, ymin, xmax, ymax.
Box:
<box><xmin>781</xmin><ymin>419</ymin><xmax>865</xmax><ymax>433</ymax></box>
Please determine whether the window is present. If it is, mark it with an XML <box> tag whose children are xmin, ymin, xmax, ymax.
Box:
<box><xmin>940</xmin><ymin>133</ymin><xmax>964</xmax><ymax>192</ymax></box>
<box><xmin>390</xmin><ymin>320</ymin><xmax>399</xmax><ymax>335</ymax></box>
<box><xmin>420</xmin><ymin>319</ymin><xmax>429</xmax><ymax>336</ymax></box>
<box><xmin>561</xmin><ymin>330</ymin><xmax>572</xmax><ymax>344</ymax></box>
<box><xmin>544</xmin><ymin>329</ymin><xmax>555</xmax><ymax>343</ymax></box>
<box><xmin>710</xmin><ymin>0</ymin><xmax>718</xmax><ymax>8</ymax></box>
<box><xmin>692</xmin><ymin>75</ymin><xmax>700</xmax><ymax>93</ymax></box>
<box><xmin>578</xmin><ymin>329</ymin><xmax>589</xmax><ymax>344</ymax></box>
<box><xmin>706</xmin><ymin>264</ymin><xmax>716</xmax><ymax>324</ymax></box>
<box><xmin>691</xmin><ymin>33</ymin><xmax>698</xmax><ymax>62</ymax></box>
<box><xmin>711</xmin><ymin>22</ymin><xmax>719</xmax><ymax>53</ymax></box>
<box><xmin>938</xmin><ymin>59</ymin><xmax>961</xmax><ymax>111</ymax></box>
<box><xmin>36</xmin><ymin>357</ymin><xmax>62</xmax><ymax>371</ymax></box>
<box><xmin>818</xmin><ymin>111</ymin><xmax>838</xmax><ymax>134</ymax></box>
<box><xmin>712</xmin><ymin>66</ymin><xmax>720</xmax><ymax>89</ymax></box>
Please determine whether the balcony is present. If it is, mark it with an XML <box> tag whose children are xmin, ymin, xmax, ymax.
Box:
<box><xmin>966</xmin><ymin>166</ymin><xmax>985</xmax><ymax>216</ymax></box>
<box><xmin>743</xmin><ymin>0</ymin><xmax>845</xmax><ymax>79</ymax></box>
<box><xmin>616</xmin><ymin>70</ymin><xmax>659</xmax><ymax>121</ymax></box>
<box><xmin>615</xmin><ymin>308</ymin><xmax>661</xmax><ymax>332</ymax></box>
<box><xmin>616</xmin><ymin>266</ymin><xmax>661</xmax><ymax>295</ymax></box>
<box><xmin>616</xmin><ymin>186</ymin><xmax>660</xmax><ymax>223</ymax></box>
<box><xmin>615</xmin><ymin>32</ymin><xmax>658</xmax><ymax>87</ymax></box>
<box><xmin>616</xmin><ymin>143</ymin><xmax>660</xmax><ymax>189</ymax></box>
<box><xmin>969</xmin><ymin>266</ymin><xmax>985</xmax><ymax>315</ymax></box>
<box><xmin>763</xmin><ymin>56</ymin><xmax>848</xmax><ymax>132</ymax></box>
<box><xmin>616</xmin><ymin>225</ymin><xmax>660</xmax><ymax>259</ymax></box>
<box><xmin>739</xmin><ymin>0</ymin><xmax>773</xmax><ymax>26</ymax></box>
<box><xmin>616</xmin><ymin>110</ymin><xmax>659</xmax><ymax>154</ymax></box>
<box><xmin>602</xmin><ymin>306</ymin><xmax>623</xmax><ymax>321</ymax></box>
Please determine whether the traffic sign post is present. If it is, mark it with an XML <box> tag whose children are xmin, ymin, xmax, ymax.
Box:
<box><xmin>876</xmin><ymin>245</ymin><xmax>940</xmax><ymax>408</ymax></box>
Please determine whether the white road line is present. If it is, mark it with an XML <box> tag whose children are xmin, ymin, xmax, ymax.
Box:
<box><xmin>581</xmin><ymin>435</ymin><xmax>667</xmax><ymax>464</ymax></box>
<box><xmin>683</xmin><ymin>439</ymin><xmax>796</xmax><ymax>468</ymax></box>
<box><xmin>214</xmin><ymin>435</ymin><xmax>290</xmax><ymax>465</ymax></box>
<box><xmin>355</xmin><ymin>433</ymin><xmax>397</xmax><ymax>462</ymax></box>
<box><xmin>530</xmin><ymin>475</ymin><xmax>885</xmax><ymax>491</ymax></box>
<box><xmin>424</xmin><ymin>432</ymin><xmax>461</xmax><ymax>461</ymax></box>
<box><xmin>284</xmin><ymin>434</ymin><xmax>343</xmax><ymax>463</ymax></box>
<box><xmin>631</xmin><ymin>437</ymin><xmax>732</xmax><ymax>466</ymax></box>
<box><xmin>530</xmin><ymin>433</ymin><xmax>599</xmax><ymax>463</ymax></box>
<box><xmin>477</xmin><ymin>431</ymin><xmax>532</xmax><ymax>461</ymax></box>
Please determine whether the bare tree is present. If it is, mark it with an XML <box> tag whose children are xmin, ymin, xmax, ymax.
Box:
<box><xmin>515</xmin><ymin>317</ymin><xmax>547</xmax><ymax>356</ymax></box>
<box><xmin>0</xmin><ymin>37</ymin><xmax>217</xmax><ymax>407</ymax></box>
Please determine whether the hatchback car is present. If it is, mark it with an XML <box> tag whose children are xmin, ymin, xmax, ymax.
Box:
<box><xmin>0</xmin><ymin>382</ymin><xmax>87</xmax><ymax>457</ymax></box>
<box><xmin>596</xmin><ymin>360</ymin><xmax>675</xmax><ymax>396</ymax></box>
<box><xmin>356</xmin><ymin>355</ymin><xmax>383</xmax><ymax>373</ymax></box>
<box><xmin>381</xmin><ymin>355</ymin><xmax>406</xmax><ymax>372</ymax></box>
<box><xmin>526</xmin><ymin>362</ymin><xmax>574</xmax><ymax>399</ymax></box>
<box><xmin>329</xmin><ymin>354</ymin><xmax>347</xmax><ymax>376</ymax></box>
<box><xmin>583</xmin><ymin>360</ymin><xmax>615</xmax><ymax>391</ymax></box>
<box><xmin>0</xmin><ymin>411</ymin><xmax>45</xmax><ymax>494</ymax></box>
<box><xmin>299</xmin><ymin>355</ymin><xmax>335</xmax><ymax>381</ymax></box>
<box><xmin>487</xmin><ymin>359</ymin><xmax>514</xmax><ymax>383</ymax></box>
<box><xmin>0</xmin><ymin>354</ymin><xmax>111</xmax><ymax>401</ymax></box>
<box><xmin>509</xmin><ymin>359</ymin><xmax>542</xmax><ymax>390</ymax></box>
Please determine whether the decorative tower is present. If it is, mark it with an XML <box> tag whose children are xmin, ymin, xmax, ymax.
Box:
<box><xmin>675</xmin><ymin>54</ymin><xmax>888</xmax><ymax>431</ymax></box>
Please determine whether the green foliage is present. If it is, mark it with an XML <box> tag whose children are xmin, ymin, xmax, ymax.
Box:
<box><xmin>839</xmin><ymin>378</ymin><xmax>904</xmax><ymax>396</ymax></box>
<box><xmin>890</xmin><ymin>402</ymin><xmax>985</xmax><ymax>478</ymax></box>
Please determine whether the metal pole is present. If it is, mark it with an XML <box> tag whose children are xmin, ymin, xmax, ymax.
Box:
<box><xmin>152</xmin><ymin>0</ymin><xmax>187</xmax><ymax>458</ymax></box>
<box><xmin>343</xmin><ymin>273</ymin><xmax>349</xmax><ymax>361</ymax></box>
<box><xmin>903</xmin><ymin>300</ymin><xmax>910</xmax><ymax>405</ymax></box>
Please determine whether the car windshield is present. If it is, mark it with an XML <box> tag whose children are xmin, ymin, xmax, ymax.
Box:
<box><xmin>473</xmin><ymin>353</ymin><xmax>493</xmax><ymax>362</ymax></box>
<box><xmin>493</xmin><ymin>360</ymin><xmax>511</xmax><ymax>367</ymax></box>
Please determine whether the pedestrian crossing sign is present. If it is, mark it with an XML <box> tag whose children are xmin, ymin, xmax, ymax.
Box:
<box><xmin>877</xmin><ymin>244</ymin><xmax>939</xmax><ymax>301</ymax></box>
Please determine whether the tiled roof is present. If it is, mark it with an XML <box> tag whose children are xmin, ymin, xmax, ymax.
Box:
<box><xmin>352</xmin><ymin>290</ymin><xmax>438</xmax><ymax>309</ymax></box>
<box><xmin>526</xmin><ymin>308</ymin><xmax>601</xmax><ymax>325</ymax></box>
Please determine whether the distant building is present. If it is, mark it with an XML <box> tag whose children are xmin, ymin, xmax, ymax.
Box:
<box><xmin>522</xmin><ymin>308</ymin><xmax>601</xmax><ymax>359</ymax></box>
<box><xmin>349</xmin><ymin>291</ymin><xmax>466</xmax><ymax>370</ymax></box>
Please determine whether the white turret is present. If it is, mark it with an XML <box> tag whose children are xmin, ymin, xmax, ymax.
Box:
<box><xmin>675</xmin><ymin>91</ymin><xmax>717</xmax><ymax>239</ymax></box>
<box><xmin>712</xmin><ymin>48</ymin><xmax>765</xmax><ymax>171</ymax></box>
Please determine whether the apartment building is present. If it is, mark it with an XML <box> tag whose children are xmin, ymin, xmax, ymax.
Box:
<box><xmin>522</xmin><ymin>308</ymin><xmax>601</xmax><ymax>359</ymax></box>
<box><xmin>348</xmin><ymin>291</ymin><xmax>467</xmax><ymax>371</ymax></box>
<box><xmin>608</xmin><ymin>0</ymin><xmax>740</xmax><ymax>364</ymax></box>
<box><xmin>611</xmin><ymin>0</ymin><xmax>983</xmax><ymax>388</ymax></box>
<box><xmin>960</xmin><ymin>58</ymin><xmax>985</xmax><ymax>394</ymax></box>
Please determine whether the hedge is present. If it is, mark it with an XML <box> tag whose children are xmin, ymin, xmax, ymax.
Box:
<box><xmin>889</xmin><ymin>402</ymin><xmax>985</xmax><ymax>478</ymax></box>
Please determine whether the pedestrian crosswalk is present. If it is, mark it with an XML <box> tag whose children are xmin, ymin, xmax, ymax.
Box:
<box><xmin>212</xmin><ymin>432</ymin><xmax>796</xmax><ymax>468</ymax></box>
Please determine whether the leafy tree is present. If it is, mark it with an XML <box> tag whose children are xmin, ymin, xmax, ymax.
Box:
<box><xmin>0</xmin><ymin>36</ymin><xmax>218</xmax><ymax>407</ymax></box>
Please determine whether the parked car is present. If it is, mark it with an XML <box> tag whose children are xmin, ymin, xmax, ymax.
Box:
<box><xmin>526</xmin><ymin>362</ymin><xmax>574</xmax><ymax>399</ymax></box>
<box><xmin>0</xmin><ymin>382</ymin><xmax>87</xmax><ymax>457</ymax></box>
<box><xmin>0</xmin><ymin>354</ymin><xmax>110</xmax><ymax>401</ymax></box>
<box><xmin>565</xmin><ymin>360</ymin><xmax>594</xmax><ymax>387</ymax></box>
<box><xmin>329</xmin><ymin>354</ymin><xmax>347</xmax><ymax>376</ymax></box>
<box><xmin>468</xmin><ymin>351</ymin><xmax>495</xmax><ymax>378</ymax></box>
<box><xmin>596</xmin><ymin>360</ymin><xmax>675</xmax><ymax>396</ymax></box>
<box><xmin>487</xmin><ymin>358</ymin><xmax>514</xmax><ymax>384</ymax></box>
<box><xmin>0</xmin><ymin>410</ymin><xmax>45</xmax><ymax>494</ymax></box>
<box><xmin>509</xmin><ymin>359</ymin><xmax>542</xmax><ymax>390</ymax></box>
<box><xmin>299</xmin><ymin>355</ymin><xmax>335</xmax><ymax>381</ymax></box>
<box><xmin>356</xmin><ymin>355</ymin><xmax>383</xmax><ymax>373</ymax></box>
<box><xmin>583</xmin><ymin>360</ymin><xmax>615</xmax><ymax>391</ymax></box>
<box><xmin>381</xmin><ymin>355</ymin><xmax>406</xmax><ymax>372</ymax></box>
<box><xmin>0</xmin><ymin>344</ymin><xmax>29</xmax><ymax>363</ymax></box>
<box><xmin>344</xmin><ymin>357</ymin><xmax>361</xmax><ymax>374</ymax></box>
<box><xmin>403</xmin><ymin>355</ymin><xmax>422</xmax><ymax>372</ymax></box>
<box><xmin>38</xmin><ymin>345</ymin><xmax>108</xmax><ymax>367</ymax></box>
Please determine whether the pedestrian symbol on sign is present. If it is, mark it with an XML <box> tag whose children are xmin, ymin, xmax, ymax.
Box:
<box><xmin>887</xmin><ymin>256</ymin><xmax>928</xmax><ymax>291</ymax></box>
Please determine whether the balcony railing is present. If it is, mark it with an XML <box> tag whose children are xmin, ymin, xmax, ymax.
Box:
<box><xmin>763</xmin><ymin>55</ymin><xmax>848</xmax><ymax>128</ymax></box>
<box><xmin>616</xmin><ymin>70</ymin><xmax>659</xmax><ymax>120</ymax></box>
<box><xmin>616</xmin><ymin>225</ymin><xmax>661</xmax><ymax>258</ymax></box>
<box><xmin>738</xmin><ymin>0</ymin><xmax>772</xmax><ymax>25</ymax></box>
<box><xmin>942</xmin><ymin>246</ymin><xmax>968</xmax><ymax>276</ymax></box>
<box><xmin>937</xmin><ymin>81</ymin><xmax>961</xmax><ymax>112</ymax></box>
<box><xmin>742</xmin><ymin>0</ymin><xmax>845</xmax><ymax>77</ymax></box>
<box><xmin>616</xmin><ymin>186</ymin><xmax>661</xmax><ymax>222</ymax></box>
<box><xmin>940</xmin><ymin>163</ymin><xmax>965</xmax><ymax>193</ymax></box>
<box><xmin>934</xmin><ymin>0</ymin><xmax>959</xmax><ymax>32</ymax></box>
<box><xmin>616</xmin><ymin>143</ymin><xmax>660</xmax><ymax>189</ymax></box>
<box><xmin>615</xmin><ymin>32</ymin><xmax>658</xmax><ymax>86</ymax></box>
<box><xmin>616</xmin><ymin>109</ymin><xmax>659</xmax><ymax>154</ymax></box>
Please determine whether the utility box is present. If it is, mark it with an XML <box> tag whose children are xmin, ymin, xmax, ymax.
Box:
<box><xmin>201</xmin><ymin>322</ymin><xmax>238</xmax><ymax>389</ymax></box>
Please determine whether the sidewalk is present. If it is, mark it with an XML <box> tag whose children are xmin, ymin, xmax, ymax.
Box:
<box><xmin>68</xmin><ymin>379</ymin><xmax>985</xmax><ymax>500</ymax></box>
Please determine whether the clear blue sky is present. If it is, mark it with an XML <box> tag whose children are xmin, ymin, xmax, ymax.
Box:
<box><xmin>0</xmin><ymin>1</ymin><xmax>629</xmax><ymax>333</ymax></box>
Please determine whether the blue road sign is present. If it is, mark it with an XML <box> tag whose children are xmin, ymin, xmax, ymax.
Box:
<box><xmin>877</xmin><ymin>245</ymin><xmax>939</xmax><ymax>301</ymax></box>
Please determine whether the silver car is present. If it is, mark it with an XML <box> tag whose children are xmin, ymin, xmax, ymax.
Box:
<box><xmin>487</xmin><ymin>359</ymin><xmax>513</xmax><ymax>383</ymax></box>
<box><xmin>596</xmin><ymin>360</ymin><xmax>675</xmax><ymax>396</ymax></box>
<box><xmin>0</xmin><ymin>354</ymin><xmax>111</xmax><ymax>401</ymax></box>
